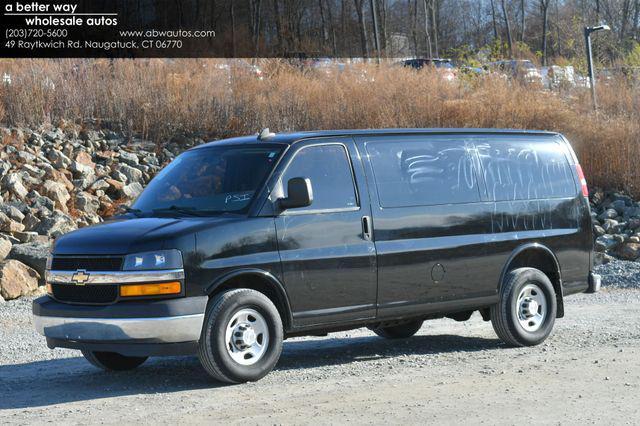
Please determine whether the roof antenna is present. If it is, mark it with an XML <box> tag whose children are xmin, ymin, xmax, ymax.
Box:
<box><xmin>258</xmin><ymin>128</ymin><xmax>276</xmax><ymax>140</ymax></box>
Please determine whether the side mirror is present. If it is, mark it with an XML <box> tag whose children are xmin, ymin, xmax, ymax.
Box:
<box><xmin>279</xmin><ymin>177</ymin><xmax>313</xmax><ymax>210</ymax></box>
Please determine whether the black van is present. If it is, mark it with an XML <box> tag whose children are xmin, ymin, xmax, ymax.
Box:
<box><xmin>33</xmin><ymin>129</ymin><xmax>600</xmax><ymax>383</ymax></box>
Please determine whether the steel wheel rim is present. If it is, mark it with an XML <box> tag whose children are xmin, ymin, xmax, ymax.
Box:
<box><xmin>516</xmin><ymin>283</ymin><xmax>547</xmax><ymax>332</ymax></box>
<box><xmin>225</xmin><ymin>308</ymin><xmax>269</xmax><ymax>366</ymax></box>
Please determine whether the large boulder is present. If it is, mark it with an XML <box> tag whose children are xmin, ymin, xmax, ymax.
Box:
<box><xmin>0</xmin><ymin>238</ymin><xmax>11</xmax><ymax>261</ymax></box>
<box><xmin>42</xmin><ymin>181</ymin><xmax>71</xmax><ymax>212</ymax></box>
<box><xmin>0</xmin><ymin>212</ymin><xmax>25</xmax><ymax>233</ymax></box>
<box><xmin>117</xmin><ymin>164</ymin><xmax>143</xmax><ymax>184</ymax></box>
<box><xmin>0</xmin><ymin>204</ymin><xmax>25</xmax><ymax>222</ymax></box>
<box><xmin>74</xmin><ymin>151</ymin><xmax>95</xmax><ymax>168</ymax></box>
<box><xmin>0</xmin><ymin>260</ymin><xmax>39</xmax><ymax>300</ymax></box>
<box><xmin>618</xmin><ymin>243</ymin><xmax>640</xmax><ymax>261</ymax></box>
<box><xmin>75</xmin><ymin>192</ymin><xmax>100</xmax><ymax>215</ymax></box>
<box><xmin>70</xmin><ymin>160</ymin><xmax>95</xmax><ymax>181</ymax></box>
<box><xmin>118</xmin><ymin>151</ymin><xmax>139</xmax><ymax>166</ymax></box>
<box><xmin>122</xmin><ymin>182</ymin><xmax>143</xmax><ymax>199</ymax></box>
<box><xmin>8</xmin><ymin>241</ymin><xmax>51</xmax><ymax>280</ymax></box>
<box><xmin>35</xmin><ymin>211</ymin><xmax>77</xmax><ymax>237</ymax></box>
<box><xmin>597</xmin><ymin>208</ymin><xmax>618</xmax><ymax>221</ymax></box>
<box><xmin>2</xmin><ymin>173</ymin><xmax>28</xmax><ymax>200</ymax></box>
<box><xmin>47</xmin><ymin>149</ymin><xmax>72</xmax><ymax>169</ymax></box>
<box><xmin>594</xmin><ymin>235</ymin><xmax>618</xmax><ymax>252</ymax></box>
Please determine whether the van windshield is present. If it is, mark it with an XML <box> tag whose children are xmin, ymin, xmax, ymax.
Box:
<box><xmin>132</xmin><ymin>145</ymin><xmax>284</xmax><ymax>215</ymax></box>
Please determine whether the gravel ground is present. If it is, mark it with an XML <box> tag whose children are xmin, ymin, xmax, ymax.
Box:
<box><xmin>1</xmin><ymin>289</ymin><xmax>640</xmax><ymax>425</ymax></box>
<box><xmin>596</xmin><ymin>259</ymin><xmax>640</xmax><ymax>289</ymax></box>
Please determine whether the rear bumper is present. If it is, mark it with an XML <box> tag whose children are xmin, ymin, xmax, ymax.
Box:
<box><xmin>586</xmin><ymin>272</ymin><xmax>601</xmax><ymax>293</ymax></box>
<box><xmin>32</xmin><ymin>296</ymin><xmax>207</xmax><ymax>355</ymax></box>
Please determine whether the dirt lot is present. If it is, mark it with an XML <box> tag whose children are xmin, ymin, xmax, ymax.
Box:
<box><xmin>1</xmin><ymin>289</ymin><xmax>639</xmax><ymax>425</ymax></box>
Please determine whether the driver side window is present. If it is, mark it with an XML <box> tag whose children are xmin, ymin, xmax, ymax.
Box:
<box><xmin>280</xmin><ymin>144</ymin><xmax>358</xmax><ymax>211</ymax></box>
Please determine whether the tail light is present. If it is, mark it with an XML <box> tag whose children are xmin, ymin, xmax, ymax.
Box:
<box><xmin>576</xmin><ymin>164</ymin><xmax>589</xmax><ymax>197</ymax></box>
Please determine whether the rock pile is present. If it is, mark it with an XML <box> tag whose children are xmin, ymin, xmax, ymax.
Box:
<box><xmin>590</xmin><ymin>188</ymin><xmax>640</xmax><ymax>264</ymax></box>
<box><xmin>0</xmin><ymin>123</ymin><xmax>200</xmax><ymax>301</ymax></box>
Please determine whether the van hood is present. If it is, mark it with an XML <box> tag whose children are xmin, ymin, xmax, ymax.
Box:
<box><xmin>53</xmin><ymin>216</ymin><xmax>239</xmax><ymax>255</ymax></box>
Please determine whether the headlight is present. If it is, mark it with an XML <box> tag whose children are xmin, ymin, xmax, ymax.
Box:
<box><xmin>122</xmin><ymin>249</ymin><xmax>183</xmax><ymax>271</ymax></box>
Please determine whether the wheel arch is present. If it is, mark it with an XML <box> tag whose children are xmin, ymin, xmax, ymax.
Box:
<box><xmin>500</xmin><ymin>243</ymin><xmax>564</xmax><ymax>318</ymax></box>
<box><xmin>204</xmin><ymin>269</ymin><xmax>293</xmax><ymax>330</ymax></box>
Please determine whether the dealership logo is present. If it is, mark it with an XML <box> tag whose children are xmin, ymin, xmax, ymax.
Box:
<box><xmin>71</xmin><ymin>270</ymin><xmax>90</xmax><ymax>285</ymax></box>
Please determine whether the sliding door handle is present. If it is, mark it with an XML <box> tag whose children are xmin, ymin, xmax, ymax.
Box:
<box><xmin>362</xmin><ymin>216</ymin><xmax>373</xmax><ymax>241</ymax></box>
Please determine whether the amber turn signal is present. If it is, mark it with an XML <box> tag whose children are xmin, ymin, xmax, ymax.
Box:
<box><xmin>120</xmin><ymin>281</ymin><xmax>181</xmax><ymax>297</ymax></box>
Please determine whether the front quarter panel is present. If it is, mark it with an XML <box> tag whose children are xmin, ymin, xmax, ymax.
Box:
<box><xmin>189</xmin><ymin>217</ymin><xmax>282</xmax><ymax>297</ymax></box>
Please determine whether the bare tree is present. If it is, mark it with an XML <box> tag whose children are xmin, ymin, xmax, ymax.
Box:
<box><xmin>272</xmin><ymin>0</ymin><xmax>284</xmax><ymax>53</ymax></box>
<box><xmin>248</xmin><ymin>0</ymin><xmax>263</xmax><ymax>56</ymax></box>
<box><xmin>634</xmin><ymin>0</ymin><xmax>640</xmax><ymax>40</ymax></box>
<box><xmin>431</xmin><ymin>0</ymin><xmax>439</xmax><ymax>57</ymax></box>
<box><xmin>490</xmin><ymin>0</ymin><xmax>500</xmax><ymax>41</ymax></box>
<box><xmin>230</xmin><ymin>1</ymin><xmax>237</xmax><ymax>57</ymax></box>
<box><xmin>540</xmin><ymin>0</ymin><xmax>551</xmax><ymax>66</ymax></box>
<box><xmin>423</xmin><ymin>0</ymin><xmax>433</xmax><ymax>58</ymax></box>
<box><xmin>520</xmin><ymin>0</ymin><xmax>526</xmax><ymax>41</ymax></box>
<box><xmin>500</xmin><ymin>0</ymin><xmax>514</xmax><ymax>57</ymax></box>
<box><xmin>353</xmin><ymin>0</ymin><xmax>370</xmax><ymax>56</ymax></box>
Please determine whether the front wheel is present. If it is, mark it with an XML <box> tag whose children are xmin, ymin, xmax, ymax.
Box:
<box><xmin>198</xmin><ymin>289</ymin><xmax>283</xmax><ymax>383</ymax></box>
<box><xmin>82</xmin><ymin>351</ymin><xmax>148</xmax><ymax>371</ymax></box>
<box><xmin>491</xmin><ymin>267</ymin><xmax>557</xmax><ymax>347</ymax></box>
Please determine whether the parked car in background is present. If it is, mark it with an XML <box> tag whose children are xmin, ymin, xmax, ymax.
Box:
<box><xmin>305</xmin><ymin>57</ymin><xmax>346</xmax><ymax>76</ymax></box>
<box><xmin>398</xmin><ymin>58</ymin><xmax>457</xmax><ymax>82</ymax></box>
<box><xmin>457</xmin><ymin>65</ymin><xmax>486</xmax><ymax>77</ymax></box>
<box><xmin>214</xmin><ymin>60</ymin><xmax>264</xmax><ymax>81</ymax></box>
<box><xmin>489</xmin><ymin>60</ymin><xmax>543</xmax><ymax>85</ymax></box>
<box><xmin>541</xmin><ymin>65</ymin><xmax>577</xmax><ymax>90</ymax></box>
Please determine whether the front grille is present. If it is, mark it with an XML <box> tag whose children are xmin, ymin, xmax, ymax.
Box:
<box><xmin>51</xmin><ymin>283</ymin><xmax>118</xmax><ymax>304</ymax></box>
<box><xmin>51</xmin><ymin>256</ymin><xmax>123</xmax><ymax>271</ymax></box>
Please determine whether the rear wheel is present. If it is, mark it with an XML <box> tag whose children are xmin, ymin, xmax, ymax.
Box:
<box><xmin>369</xmin><ymin>319</ymin><xmax>424</xmax><ymax>339</ymax></box>
<box><xmin>491</xmin><ymin>267</ymin><xmax>557</xmax><ymax>347</ymax></box>
<box><xmin>198</xmin><ymin>289</ymin><xmax>283</xmax><ymax>383</ymax></box>
<box><xmin>82</xmin><ymin>351</ymin><xmax>148</xmax><ymax>371</ymax></box>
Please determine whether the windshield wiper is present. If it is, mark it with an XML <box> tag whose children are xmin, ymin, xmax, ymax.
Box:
<box><xmin>121</xmin><ymin>206</ymin><xmax>143</xmax><ymax>216</ymax></box>
<box><xmin>151</xmin><ymin>206</ymin><xmax>232</xmax><ymax>217</ymax></box>
<box><xmin>152</xmin><ymin>205</ymin><xmax>209</xmax><ymax>217</ymax></box>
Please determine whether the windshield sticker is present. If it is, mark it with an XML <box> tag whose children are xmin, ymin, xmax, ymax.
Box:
<box><xmin>225</xmin><ymin>193</ymin><xmax>253</xmax><ymax>204</ymax></box>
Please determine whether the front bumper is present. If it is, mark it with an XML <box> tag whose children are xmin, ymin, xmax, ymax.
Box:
<box><xmin>33</xmin><ymin>295</ymin><xmax>207</xmax><ymax>355</ymax></box>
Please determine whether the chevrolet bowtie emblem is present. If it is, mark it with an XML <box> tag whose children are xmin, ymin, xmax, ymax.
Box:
<box><xmin>71</xmin><ymin>270</ymin><xmax>90</xmax><ymax>285</ymax></box>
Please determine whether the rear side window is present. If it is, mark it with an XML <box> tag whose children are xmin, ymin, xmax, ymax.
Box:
<box><xmin>476</xmin><ymin>138</ymin><xmax>575</xmax><ymax>201</ymax></box>
<box><xmin>280</xmin><ymin>144</ymin><xmax>358</xmax><ymax>211</ymax></box>
<box><xmin>366</xmin><ymin>138</ymin><xmax>481</xmax><ymax>207</ymax></box>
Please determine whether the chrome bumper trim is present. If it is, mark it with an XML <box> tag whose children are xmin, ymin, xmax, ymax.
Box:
<box><xmin>45</xmin><ymin>268</ymin><xmax>185</xmax><ymax>285</ymax></box>
<box><xmin>33</xmin><ymin>313</ymin><xmax>204</xmax><ymax>343</ymax></box>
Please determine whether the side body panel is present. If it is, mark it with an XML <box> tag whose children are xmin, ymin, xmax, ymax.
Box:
<box><xmin>355</xmin><ymin>133</ymin><xmax>591</xmax><ymax>321</ymax></box>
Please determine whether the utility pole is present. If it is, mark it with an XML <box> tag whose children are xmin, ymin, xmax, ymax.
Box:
<box><xmin>584</xmin><ymin>24</ymin><xmax>610</xmax><ymax>111</ymax></box>
<box><xmin>370</xmin><ymin>0</ymin><xmax>382</xmax><ymax>63</ymax></box>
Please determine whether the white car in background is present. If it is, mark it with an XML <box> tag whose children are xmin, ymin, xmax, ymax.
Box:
<box><xmin>489</xmin><ymin>60</ymin><xmax>543</xmax><ymax>85</ymax></box>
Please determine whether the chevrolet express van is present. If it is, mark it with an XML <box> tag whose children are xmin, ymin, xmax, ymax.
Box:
<box><xmin>33</xmin><ymin>129</ymin><xmax>600</xmax><ymax>383</ymax></box>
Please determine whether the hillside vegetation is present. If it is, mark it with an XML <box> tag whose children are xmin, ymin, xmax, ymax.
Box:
<box><xmin>0</xmin><ymin>58</ymin><xmax>639</xmax><ymax>194</ymax></box>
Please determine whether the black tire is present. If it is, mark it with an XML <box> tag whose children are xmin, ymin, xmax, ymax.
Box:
<box><xmin>491</xmin><ymin>267</ymin><xmax>557</xmax><ymax>347</ymax></box>
<box><xmin>81</xmin><ymin>351</ymin><xmax>148</xmax><ymax>371</ymax></box>
<box><xmin>198</xmin><ymin>289</ymin><xmax>283</xmax><ymax>384</ymax></box>
<box><xmin>369</xmin><ymin>319</ymin><xmax>424</xmax><ymax>339</ymax></box>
